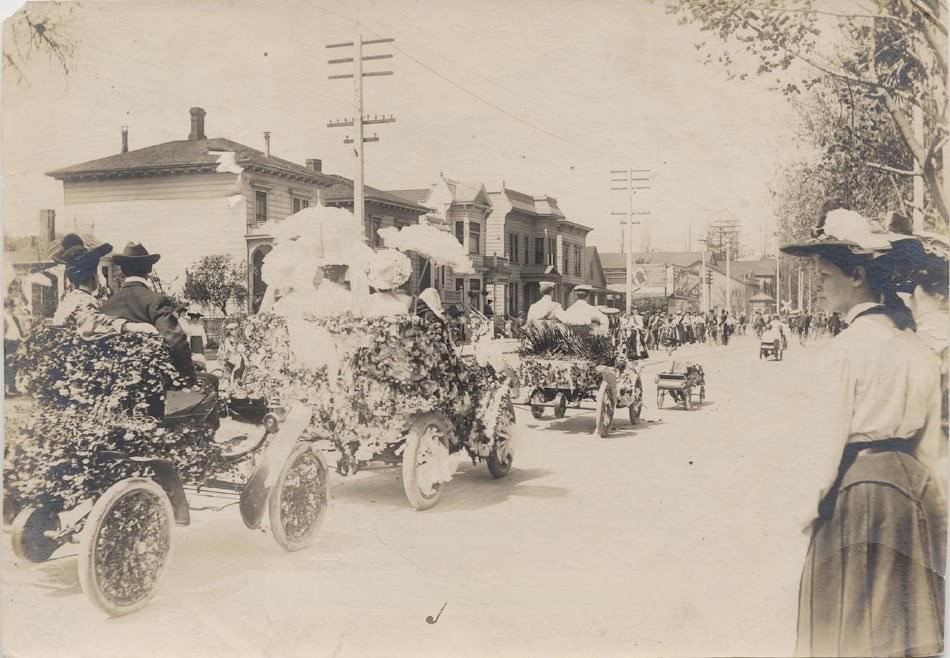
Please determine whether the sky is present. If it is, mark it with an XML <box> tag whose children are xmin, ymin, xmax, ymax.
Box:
<box><xmin>2</xmin><ymin>0</ymin><xmax>807</xmax><ymax>257</ymax></box>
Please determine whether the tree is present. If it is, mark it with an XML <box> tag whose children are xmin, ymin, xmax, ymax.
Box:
<box><xmin>666</xmin><ymin>0</ymin><xmax>948</xmax><ymax>231</ymax></box>
<box><xmin>3</xmin><ymin>3</ymin><xmax>80</xmax><ymax>85</ymax></box>
<box><xmin>182</xmin><ymin>255</ymin><xmax>247</xmax><ymax>316</ymax></box>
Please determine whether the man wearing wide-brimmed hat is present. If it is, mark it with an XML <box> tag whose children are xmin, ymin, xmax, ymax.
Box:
<box><xmin>49</xmin><ymin>234</ymin><xmax>157</xmax><ymax>340</ymax></box>
<box><xmin>101</xmin><ymin>242</ymin><xmax>195</xmax><ymax>382</ymax></box>
<box><xmin>526</xmin><ymin>280</ymin><xmax>564</xmax><ymax>322</ymax></box>
<box><xmin>560</xmin><ymin>284</ymin><xmax>609</xmax><ymax>335</ymax></box>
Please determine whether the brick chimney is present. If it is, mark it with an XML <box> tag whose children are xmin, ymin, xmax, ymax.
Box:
<box><xmin>121</xmin><ymin>125</ymin><xmax>129</xmax><ymax>153</ymax></box>
<box><xmin>39</xmin><ymin>209</ymin><xmax>55</xmax><ymax>250</ymax></box>
<box><xmin>189</xmin><ymin>107</ymin><xmax>206</xmax><ymax>140</ymax></box>
<box><xmin>306</xmin><ymin>159</ymin><xmax>322</xmax><ymax>172</ymax></box>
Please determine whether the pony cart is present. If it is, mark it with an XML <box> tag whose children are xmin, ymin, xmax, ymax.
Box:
<box><xmin>655</xmin><ymin>362</ymin><xmax>705</xmax><ymax>410</ymax></box>
<box><xmin>5</xmin><ymin>328</ymin><xmax>329</xmax><ymax>617</ymax></box>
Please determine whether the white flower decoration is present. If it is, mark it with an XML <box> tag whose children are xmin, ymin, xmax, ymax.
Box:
<box><xmin>366</xmin><ymin>249</ymin><xmax>412</xmax><ymax>291</ymax></box>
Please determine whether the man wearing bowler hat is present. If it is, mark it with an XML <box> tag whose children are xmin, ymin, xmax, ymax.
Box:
<box><xmin>101</xmin><ymin>242</ymin><xmax>196</xmax><ymax>382</ymax></box>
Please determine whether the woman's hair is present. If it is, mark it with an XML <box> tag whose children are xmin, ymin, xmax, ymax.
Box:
<box><xmin>821</xmin><ymin>248</ymin><xmax>917</xmax><ymax>331</ymax></box>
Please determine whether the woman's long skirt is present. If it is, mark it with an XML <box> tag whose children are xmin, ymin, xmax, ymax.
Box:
<box><xmin>797</xmin><ymin>451</ymin><xmax>946</xmax><ymax>657</ymax></box>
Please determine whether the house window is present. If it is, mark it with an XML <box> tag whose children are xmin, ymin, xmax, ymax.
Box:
<box><xmin>370</xmin><ymin>217</ymin><xmax>383</xmax><ymax>247</ymax></box>
<box><xmin>548</xmin><ymin>238</ymin><xmax>556</xmax><ymax>266</ymax></box>
<box><xmin>511</xmin><ymin>234</ymin><xmax>519</xmax><ymax>264</ymax></box>
<box><xmin>523</xmin><ymin>234</ymin><xmax>529</xmax><ymax>264</ymax></box>
<box><xmin>455</xmin><ymin>221</ymin><xmax>465</xmax><ymax>246</ymax></box>
<box><xmin>456</xmin><ymin>278</ymin><xmax>465</xmax><ymax>291</ymax></box>
<box><xmin>574</xmin><ymin>246</ymin><xmax>582</xmax><ymax>276</ymax></box>
<box><xmin>255</xmin><ymin>191</ymin><xmax>268</xmax><ymax>225</ymax></box>
<box><xmin>292</xmin><ymin>196</ymin><xmax>309</xmax><ymax>213</ymax></box>
<box><xmin>469</xmin><ymin>222</ymin><xmax>481</xmax><ymax>255</ymax></box>
<box><xmin>563</xmin><ymin>245</ymin><xmax>569</xmax><ymax>274</ymax></box>
<box><xmin>507</xmin><ymin>232</ymin><xmax>514</xmax><ymax>262</ymax></box>
<box><xmin>535</xmin><ymin>238</ymin><xmax>545</xmax><ymax>265</ymax></box>
<box><xmin>508</xmin><ymin>284</ymin><xmax>517</xmax><ymax>316</ymax></box>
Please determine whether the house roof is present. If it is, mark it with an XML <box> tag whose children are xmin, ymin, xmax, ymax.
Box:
<box><xmin>600</xmin><ymin>251</ymin><xmax>706</xmax><ymax>270</ymax></box>
<box><xmin>728</xmin><ymin>258</ymin><xmax>777</xmax><ymax>279</ymax></box>
<box><xmin>46</xmin><ymin>137</ymin><xmax>337</xmax><ymax>185</ymax></box>
<box><xmin>445</xmin><ymin>179</ymin><xmax>490</xmax><ymax>205</ymax></box>
<box><xmin>488</xmin><ymin>187</ymin><xmax>566</xmax><ymax>218</ymax></box>
<box><xmin>387</xmin><ymin>188</ymin><xmax>432</xmax><ymax>205</ymax></box>
<box><xmin>323</xmin><ymin>176</ymin><xmax>432</xmax><ymax>214</ymax></box>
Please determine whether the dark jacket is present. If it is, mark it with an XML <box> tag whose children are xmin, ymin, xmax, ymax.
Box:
<box><xmin>101</xmin><ymin>280</ymin><xmax>196</xmax><ymax>382</ymax></box>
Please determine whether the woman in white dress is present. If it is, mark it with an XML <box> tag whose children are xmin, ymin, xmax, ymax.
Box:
<box><xmin>364</xmin><ymin>249</ymin><xmax>412</xmax><ymax>318</ymax></box>
<box><xmin>782</xmin><ymin>208</ymin><xmax>945</xmax><ymax>657</ymax></box>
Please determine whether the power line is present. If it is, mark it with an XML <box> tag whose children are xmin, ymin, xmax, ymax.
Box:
<box><xmin>311</xmin><ymin>3</ymin><xmax>627</xmax><ymax>161</ymax></box>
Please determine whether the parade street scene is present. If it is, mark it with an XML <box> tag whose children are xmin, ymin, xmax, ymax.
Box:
<box><xmin>1</xmin><ymin>1</ymin><xmax>948</xmax><ymax>657</ymax></box>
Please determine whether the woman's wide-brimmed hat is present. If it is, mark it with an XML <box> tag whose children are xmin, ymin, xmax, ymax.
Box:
<box><xmin>366</xmin><ymin>249</ymin><xmax>412</xmax><ymax>291</ymax></box>
<box><xmin>50</xmin><ymin>234</ymin><xmax>113</xmax><ymax>283</ymax></box>
<box><xmin>780</xmin><ymin>209</ymin><xmax>907</xmax><ymax>258</ymax></box>
<box><xmin>417</xmin><ymin>287</ymin><xmax>446</xmax><ymax>320</ymax></box>
<box><xmin>112</xmin><ymin>242</ymin><xmax>161</xmax><ymax>266</ymax></box>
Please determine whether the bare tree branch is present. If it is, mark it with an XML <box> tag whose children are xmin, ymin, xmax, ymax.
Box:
<box><xmin>867</xmin><ymin>161</ymin><xmax>919</xmax><ymax>176</ymax></box>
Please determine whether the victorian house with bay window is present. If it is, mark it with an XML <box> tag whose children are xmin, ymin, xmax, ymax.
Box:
<box><xmin>391</xmin><ymin>176</ymin><xmax>607</xmax><ymax>317</ymax></box>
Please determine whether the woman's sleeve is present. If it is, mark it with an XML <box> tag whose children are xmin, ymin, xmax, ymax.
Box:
<box><xmin>75</xmin><ymin>299</ymin><xmax>125</xmax><ymax>340</ymax></box>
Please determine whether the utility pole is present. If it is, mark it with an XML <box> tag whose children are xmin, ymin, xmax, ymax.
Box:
<box><xmin>775</xmin><ymin>252</ymin><xmax>781</xmax><ymax>315</ymax></box>
<box><xmin>697</xmin><ymin>237</ymin><xmax>709</xmax><ymax>313</ymax></box>
<box><xmin>326</xmin><ymin>28</ymin><xmax>395</xmax><ymax>242</ymax></box>
<box><xmin>707</xmin><ymin>218</ymin><xmax>740</xmax><ymax>314</ymax></box>
<box><xmin>610</xmin><ymin>168</ymin><xmax>652</xmax><ymax>314</ymax></box>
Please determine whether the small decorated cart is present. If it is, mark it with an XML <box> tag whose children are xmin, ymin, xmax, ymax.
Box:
<box><xmin>517</xmin><ymin>322</ymin><xmax>644</xmax><ymax>437</ymax></box>
<box><xmin>655</xmin><ymin>362</ymin><xmax>705</xmax><ymax>410</ymax></box>
<box><xmin>225</xmin><ymin>312</ymin><xmax>516</xmax><ymax>511</ymax></box>
<box><xmin>5</xmin><ymin>328</ymin><xmax>329</xmax><ymax>617</ymax></box>
<box><xmin>759</xmin><ymin>338</ymin><xmax>784</xmax><ymax>360</ymax></box>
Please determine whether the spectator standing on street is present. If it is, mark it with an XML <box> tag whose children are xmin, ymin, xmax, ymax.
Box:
<box><xmin>782</xmin><ymin>207</ymin><xmax>945</xmax><ymax>658</ymax></box>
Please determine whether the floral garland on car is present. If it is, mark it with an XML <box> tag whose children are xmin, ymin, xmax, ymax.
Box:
<box><xmin>224</xmin><ymin>313</ymin><xmax>510</xmax><ymax>465</ymax></box>
<box><xmin>517</xmin><ymin>357</ymin><xmax>604</xmax><ymax>393</ymax></box>
<box><xmin>4</xmin><ymin>327</ymin><xmax>225</xmax><ymax>515</ymax></box>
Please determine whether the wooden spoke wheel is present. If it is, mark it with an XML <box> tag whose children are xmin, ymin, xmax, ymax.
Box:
<box><xmin>529</xmin><ymin>389</ymin><xmax>547</xmax><ymax>419</ymax></box>
<box><xmin>486</xmin><ymin>400</ymin><xmax>515</xmax><ymax>479</ymax></box>
<box><xmin>628</xmin><ymin>380</ymin><xmax>643</xmax><ymax>424</ymax></box>
<box><xmin>552</xmin><ymin>392</ymin><xmax>568</xmax><ymax>419</ymax></box>
<box><xmin>268</xmin><ymin>444</ymin><xmax>328</xmax><ymax>552</ymax></box>
<box><xmin>401</xmin><ymin>415</ymin><xmax>453</xmax><ymax>510</ymax></box>
<box><xmin>78</xmin><ymin>479</ymin><xmax>174</xmax><ymax>616</ymax></box>
<box><xmin>594</xmin><ymin>382</ymin><xmax>615</xmax><ymax>438</ymax></box>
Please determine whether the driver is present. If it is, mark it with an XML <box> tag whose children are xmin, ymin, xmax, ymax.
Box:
<box><xmin>101</xmin><ymin>242</ymin><xmax>196</xmax><ymax>385</ymax></box>
<box><xmin>560</xmin><ymin>285</ymin><xmax>609</xmax><ymax>334</ymax></box>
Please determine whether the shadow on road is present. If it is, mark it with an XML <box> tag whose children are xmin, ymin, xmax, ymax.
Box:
<box><xmin>329</xmin><ymin>466</ymin><xmax>567</xmax><ymax>513</ymax></box>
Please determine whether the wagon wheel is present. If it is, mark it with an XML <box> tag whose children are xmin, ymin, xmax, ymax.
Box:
<box><xmin>699</xmin><ymin>385</ymin><xmax>706</xmax><ymax>405</ymax></box>
<box><xmin>11</xmin><ymin>506</ymin><xmax>63</xmax><ymax>563</ymax></box>
<box><xmin>683</xmin><ymin>386</ymin><xmax>692</xmax><ymax>410</ymax></box>
<box><xmin>268</xmin><ymin>443</ymin><xmax>328</xmax><ymax>552</ymax></box>
<box><xmin>529</xmin><ymin>389</ymin><xmax>546</xmax><ymax>419</ymax></box>
<box><xmin>594</xmin><ymin>382</ymin><xmax>614</xmax><ymax>438</ymax></box>
<box><xmin>78</xmin><ymin>479</ymin><xmax>174</xmax><ymax>616</ymax></box>
<box><xmin>552</xmin><ymin>392</ymin><xmax>568</xmax><ymax>419</ymax></box>
<box><xmin>487</xmin><ymin>399</ymin><xmax>515</xmax><ymax>479</ymax></box>
<box><xmin>628</xmin><ymin>380</ymin><xmax>643</xmax><ymax>425</ymax></box>
<box><xmin>401</xmin><ymin>415</ymin><xmax>454</xmax><ymax>510</ymax></box>
<box><xmin>656</xmin><ymin>389</ymin><xmax>664</xmax><ymax>409</ymax></box>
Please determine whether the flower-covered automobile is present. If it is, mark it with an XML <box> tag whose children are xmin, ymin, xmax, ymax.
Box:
<box><xmin>4</xmin><ymin>326</ymin><xmax>329</xmax><ymax>617</ymax></box>
<box><xmin>220</xmin><ymin>311</ymin><xmax>516</xmax><ymax>510</ymax></box>
<box><xmin>517</xmin><ymin>322</ymin><xmax>643</xmax><ymax>437</ymax></box>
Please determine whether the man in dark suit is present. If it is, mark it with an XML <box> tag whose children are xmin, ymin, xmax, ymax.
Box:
<box><xmin>101</xmin><ymin>242</ymin><xmax>197</xmax><ymax>383</ymax></box>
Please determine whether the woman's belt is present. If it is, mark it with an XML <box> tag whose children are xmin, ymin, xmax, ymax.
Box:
<box><xmin>817</xmin><ymin>437</ymin><xmax>918</xmax><ymax>521</ymax></box>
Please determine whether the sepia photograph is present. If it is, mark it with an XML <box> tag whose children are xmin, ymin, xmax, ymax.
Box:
<box><xmin>1</xmin><ymin>0</ymin><xmax>947</xmax><ymax>656</ymax></box>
